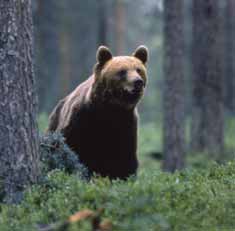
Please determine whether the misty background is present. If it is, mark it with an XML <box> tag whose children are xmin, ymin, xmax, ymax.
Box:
<box><xmin>34</xmin><ymin>0</ymin><xmax>235</xmax><ymax>171</ymax></box>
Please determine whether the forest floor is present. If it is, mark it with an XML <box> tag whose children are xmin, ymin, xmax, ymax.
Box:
<box><xmin>0</xmin><ymin>115</ymin><xmax>235</xmax><ymax>230</ymax></box>
<box><xmin>1</xmin><ymin>161</ymin><xmax>235</xmax><ymax>230</ymax></box>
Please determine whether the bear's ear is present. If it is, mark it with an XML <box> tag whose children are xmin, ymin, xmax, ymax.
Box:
<box><xmin>96</xmin><ymin>46</ymin><xmax>112</xmax><ymax>66</ymax></box>
<box><xmin>133</xmin><ymin>45</ymin><xmax>149</xmax><ymax>65</ymax></box>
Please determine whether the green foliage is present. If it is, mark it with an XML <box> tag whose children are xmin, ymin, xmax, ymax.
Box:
<box><xmin>186</xmin><ymin>152</ymin><xmax>216</xmax><ymax>170</ymax></box>
<box><xmin>32</xmin><ymin>115</ymin><xmax>235</xmax><ymax>230</ymax></box>
<box><xmin>1</xmin><ymin>162</ymin><xmax>235</xmax><ymax>230</ymax></box>
<box><xmin>225</xmin><ymin>117</ymin><xmax>235</xmax><ymax>152</ymax></box>
<box><xmin>38</xmin><ymin>113</ymin><xmax>49</xmax><ymax>133</ymax></box>
<box><xmin>139</xmin><ymin>122</ymin><xmax>162</xmax><ymax>156</ymax></box>
<box><xmin>138</xmin><ymin>122</ymin><xmax>162</xmax><ymax>170</ymax></box>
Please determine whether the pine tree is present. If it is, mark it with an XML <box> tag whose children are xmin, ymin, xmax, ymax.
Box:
<box><xmin>191</xmin><ymin>0</ymin><xmax>224</xmax><ymax>155</ymax></box>
<box><xmin>0</xmin><ymin>0</ymin><xmax>40</xmax><ymax>203</ymax></box>
<box><xmin>162</xmin><ymin>0</ymin><xmax>186</xmax><ymax>172</ymax></box>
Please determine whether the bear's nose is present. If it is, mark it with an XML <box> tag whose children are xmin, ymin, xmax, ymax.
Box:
<box><xmin>133</xmin><ymin>78</ymin><xmax>144</xmax><ymax>91</ymax></box>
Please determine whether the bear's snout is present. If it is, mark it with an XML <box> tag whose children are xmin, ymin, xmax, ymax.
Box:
<box><xmin>133</xmin><ymin>78</ymin><xmax>144</xmax><ymax>92</ymax></box>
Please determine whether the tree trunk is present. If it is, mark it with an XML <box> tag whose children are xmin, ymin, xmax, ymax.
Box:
<box><xmin>224</xmin><ymin>0</ymin><xmax>235</xmax><ymax>113</ymax></box>
<box><xmin>191</xmin><ymin>0</ymin><xmax>224</xmax><ymax>155</ymax></box>
<box><xmin>162</xmin><ymin>0</ymin><xmax>186</xmax><ymax>172</ymax></box>
<box><xmin>34</xmin><ymin>0</ymin><xmax>60</xmax><ymax>112</ymax></box>
<box><xmin>98</xmin><ymin>0</ymin><xmax>108</xmax><ymax>46</ymax></box>
<box><xmin>114</xmin><ymin>0</ymin><xmax>126</xmax><ymax>55</ymax></box>
<box><xmin>59</xmin><ymin>29</ymin><xmax>72</xmax><ymax>98</ymax></box>
<box><xmin>0</xmin><ymin>0</ymin><xmax>39</xmax><ymax>203</ymax></box>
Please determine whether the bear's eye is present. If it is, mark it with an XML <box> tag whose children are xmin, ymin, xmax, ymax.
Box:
<box><xmin>136</xmin><ymin>68</ymin><xmax>142</xmax><ymax>74</ymax></box>
<box><xmin>118</xmin><ymin>69</ymin><xmax>127</xmax><ymax>77</ymax></box>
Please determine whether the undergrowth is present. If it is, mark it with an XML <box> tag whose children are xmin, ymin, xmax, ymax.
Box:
<box><xmin>1</xmin><ymin>117</ymin><xmax>232</xmax><ymax>230</ymax></box>
<box><xmin>1</xmin><ymin>161</ymin><xmax>235</xmax><ymax>230</ymax></box>
<box><xmin>40</xmin><ymin>132</ymin><xmax>87</xmax><ymax>177</ymax></box>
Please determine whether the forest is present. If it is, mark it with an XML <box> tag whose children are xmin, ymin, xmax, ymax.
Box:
<box><xmin>0</xmin><ymin>0</ymin><xmax>235</xmax><ymax>230</ymax></box>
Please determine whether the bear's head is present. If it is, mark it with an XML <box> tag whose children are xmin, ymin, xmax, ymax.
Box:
<box><xmin>92</xmin><ymin>45</ymin><xmax>148</xmax><ymax>109</ymax></box>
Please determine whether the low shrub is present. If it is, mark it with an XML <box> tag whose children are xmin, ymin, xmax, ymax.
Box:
<box><xmin>1</xmin><ymin>161</ymin><xmax>235</xmax><ymax>230</ymax></box>
<box><xmin>40</xmin><ymin>132</ymin><xmax>88</xmax><ymax>178</ymax></box>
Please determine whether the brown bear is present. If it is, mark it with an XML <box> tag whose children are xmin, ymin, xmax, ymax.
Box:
<box><xmin>47</xmin><ymin>45</ymin><xmax>148</xmax><ymax>180</ymax></box>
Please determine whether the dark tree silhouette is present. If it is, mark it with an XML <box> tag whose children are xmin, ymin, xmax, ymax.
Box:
<box><xmin>98</xmin><ymin>0</ymin><xmax>108</xmax><ymax>46</ymax></box>
<box><xmin>162</xmin><ymin>0</ymin><xmax>186</xmax><ymax>172</ymax></box>
<box><xmin>114</xmin><ymin>0</ymin><xmax>126</xmax><ymax>55</ymax></box>
<box><xmin>224</xmin><ymin>0</ymin><xmax>235</xmax><ymax>113</ymax></box>
<box><xmin>191</xmin><ymin>0</ymin><xmax>224</xmax><ymax>155</ymax></box>
<box><xmin>34</xmin><ymin>0</ymin><xmax>60</xmax><ymax>112</ymax></box>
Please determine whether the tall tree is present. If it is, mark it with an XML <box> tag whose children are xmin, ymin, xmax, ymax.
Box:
<box><xmin>98</xmin><ymin>0</ymin><xmax>108</xmax><ymax>46</ymax></box>
<box><xmin>114</xmin><ymin>0</ymin><xmax>126</xmax><ymax>55</ymax></box>
<box><xmin>34</xmin><ymin>0</ymin><xmax>60</xmax><ymax>112</ymax></box>
<box><xmin>224</xmin><ymin>0</ymin><xmax>235</xmax><ymax>113</ymax></box>
<box><xmin>58</xmin><ymin>2</ymin><xmax>72</xmax><ymax>98</ymax></box>
<box><xmin>162</xmin><ymin>0</ymin><xmax>186</xmax><ymax>172</ymax></box>
<box><xmin>0</xmin><ymin>0</ymin><xmax>39</xmax><ymax>202</ymax></box>
<box><xmin>191</xmin><ymin>0</ymin><xmax>224</xmax><ymax>155</ymax></box>
<box><xmin>59</xmin><ymin>31</ymin><xmax>72</xmax><ymax>98</ymax></box>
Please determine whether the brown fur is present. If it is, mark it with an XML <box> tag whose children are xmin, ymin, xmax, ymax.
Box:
<box><xmin>47</xmin><ymin>46</ymin><xmax>148</xmax><ymax>180</ymax></box>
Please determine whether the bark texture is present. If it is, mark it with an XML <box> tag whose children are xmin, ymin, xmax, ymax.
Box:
<box><xmin>191</xmin><ymin>0</ymin><xmax>224</xmax><ymax>155</ymax></box>
<box><xmin>0</xmin><ymin>0</ymin><xmax>39</xmax><ymax>203</ymax></box>
<box><xmin>162</xmin><ymin>0</ymin><xmax>186</xmax><ymax>172</ymax></box>
<box><xmin>225</xmin><ymin>0</ymin><xmax>235</xmax><ymax>113</ymax></box>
